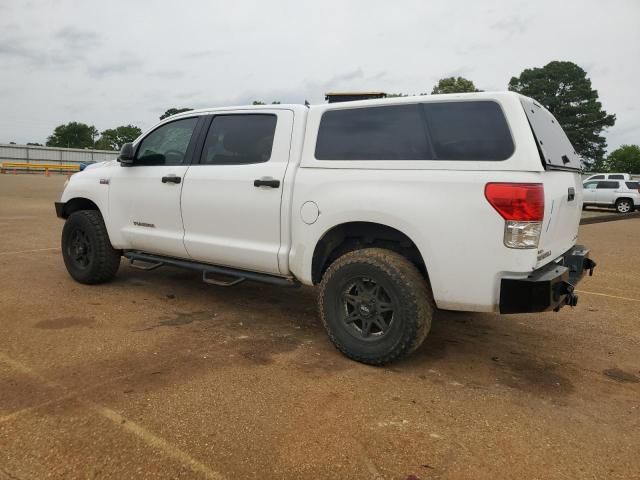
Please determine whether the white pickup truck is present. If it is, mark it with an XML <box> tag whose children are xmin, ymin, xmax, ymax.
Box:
<box><xmin>55</xmin><ymin>92</ymin><xmax>596</xmax><ymax>364</ymax></box>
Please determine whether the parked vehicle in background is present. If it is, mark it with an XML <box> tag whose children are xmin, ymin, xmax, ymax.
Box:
<box><xmin>79</xmin><ymin>161</ymin><xmax>96</xmax><ymax>171</ymax></box>
<box><xmin>583</xmin><ymin>180</ymin><xmax>640</xmax><ymax>213</ymax></box>
<box><xmin>584</xmin><ymin>173</ymin><xmax>631</xmax><ymax>182</ymax></box>
<box><xmin>54</xmin><ymin>92</ymin><xmax>596</xmax><ymax>365</ymax></box>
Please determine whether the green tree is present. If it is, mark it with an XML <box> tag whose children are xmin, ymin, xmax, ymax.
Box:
<box><xmin>508</xmin><ymin>61</ymin><xmax>616</xmax><ymax>169</ymax></box>
<box><xmin>46</xmin><ymin>122</ymin><xmax>98</xmax><ymax>149</ymax></box>
<box><xmin>431</xmin><ymin>77</ymin><xmax>480</xmax><ymax>94</ymax></box>
<box><xmin>604</xmin><ymin>145</ymin><xmax>640</xmax><ymax>174</ymax></box>
<box><xmin>95</xmin><ymin>125</ymin><xmax>142</xmax><ymax>150</ymax></box>
<box><xmin>159</xmin><ymin>108</ymin><xmax>193</xmax><ymax>120</ymax></box>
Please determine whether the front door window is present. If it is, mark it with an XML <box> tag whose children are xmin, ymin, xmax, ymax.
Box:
<box><xmin>135</xmin><ymin>117</ymin><xmax>198</xmax><ymax>166</ymax></box>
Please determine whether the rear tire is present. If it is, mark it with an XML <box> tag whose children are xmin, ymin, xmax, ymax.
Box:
<box><xmin>61</xmin><ymin>210</ymin><xmax>121</xmax><ymax>284</ymax></box>
<box><xmin>318</xmin><ymin>248</ymin><xmax>433</xmax><ymax>365</ymax></box>
<box><xmin>616</xmin><ymin>199</ymin><xmax>633</xmax><ymax>214</ymax></box>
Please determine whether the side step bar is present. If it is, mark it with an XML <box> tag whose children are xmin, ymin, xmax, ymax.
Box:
<box><xmin>123</xmin><ymin>251</ymin><xmax>299</xmax><ymax>288</ymax></box>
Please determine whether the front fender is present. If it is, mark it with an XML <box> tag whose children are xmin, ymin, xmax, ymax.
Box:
<box><xmin>57</xmin><ymin>169</ymin><xmax>120</xmax><ymax>242</ymax></box>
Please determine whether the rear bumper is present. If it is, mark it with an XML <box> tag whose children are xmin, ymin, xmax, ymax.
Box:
<box><xmin>499</xmin><ymin>245</ymin><xmax>596</xmax><ymax>314</ymax></box>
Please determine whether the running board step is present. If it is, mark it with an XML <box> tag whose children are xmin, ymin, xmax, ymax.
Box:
<box><xmin>124</xmin><ymin>251</ymin><xmax>299</xmax><ymax>288</ymax></box>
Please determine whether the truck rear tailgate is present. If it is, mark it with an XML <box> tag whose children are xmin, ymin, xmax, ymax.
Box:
<box><xmin>536</xmin><ymin>170</ymin><xmax>583</xmax><ymax>267</ymax></box>
<box><xmin>519</xmin><ymin>97</ymin><xmax>583</xmax><ymax>268</ymax></box>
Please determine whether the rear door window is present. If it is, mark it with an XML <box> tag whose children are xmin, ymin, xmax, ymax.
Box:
<box><xmin>597</xmin><ymin>181</ymin><xmax>619</xmax><ymax>189</ymax></box>
<box><xmin>200</xmin><ymin>114</ymin><xmax>277</xmax><ymax>165</ymax></box>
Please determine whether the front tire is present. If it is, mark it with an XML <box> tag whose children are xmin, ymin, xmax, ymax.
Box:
<box><xmin>318</xmin><ymin>248</ymin><xmax>433</xmax><ymax>365</ymax></box>
<box><xmin>61</xmin><ymin>210</ymin><xmax>121</xmax><ymax>284</ymax></box>
<box><xmin>616</xmin><ymin>199</ymin><xmax>633</xmax><ymax>214</ymax></box>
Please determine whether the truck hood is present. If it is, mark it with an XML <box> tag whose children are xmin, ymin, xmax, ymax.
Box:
<box><xmin>84</xmin><ymin>159</ymin><xmax>118</xmax><ymax>170</ymax></box>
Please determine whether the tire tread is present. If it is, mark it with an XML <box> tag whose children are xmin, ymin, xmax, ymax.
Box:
<box><xmin>62</xmin><ymin>210</ymin><xmax>120</xmax><ymax>284</ymax></box>
<box><xmin>318</xmin><ymin>248</ymin><xmax>433</xmax><ymax>365</ymax></box>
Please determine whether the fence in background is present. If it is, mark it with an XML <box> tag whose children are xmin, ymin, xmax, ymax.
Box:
<box><xmin>0</xmin><ymin>143</ymin><xmax>118</xmax><ymax>167</ymax></box>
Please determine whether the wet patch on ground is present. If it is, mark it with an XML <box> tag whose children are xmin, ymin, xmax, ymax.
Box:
<box><xmin>137</xmin><ymin>310</ymin><xmax>216</xmax><ymax>330</ymax></box>
<box><xmin>602</xmin><ymin>368</ymin><xmax>640</xmax><ymax>383</ymax></box>
<box><xmin>0</xmin><ymin>374</ymin><xmax>59</xmax><ymax>415</ymax></box>
<box><xmin>498</xmin><ymin>357</ymin><xmax>575</xmax><ymax>396</ymax></box>
<box><xmin>236</xmin><ymin>335</ymin><xmax>301</xmax><ymax>365</ymax></box>
<box><xmin>33</xmin><ymin>316</ymin><xmax>96</xmax><ymax>330</ymax></box>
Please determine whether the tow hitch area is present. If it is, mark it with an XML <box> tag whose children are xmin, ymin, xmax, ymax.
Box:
<box><xmin>553</xmin><ymin>281</ymin><xmax>578</xmax><ymax>311</ymax></box>
<box><xmin>583</xmin><ymin>258</ymin><xmax>596</xmax><ymax>277</ymax></box>
<box><xmin>499</xmin><ymin>245</ymin><xmax>595</xmax><ymax>314</ymax></box>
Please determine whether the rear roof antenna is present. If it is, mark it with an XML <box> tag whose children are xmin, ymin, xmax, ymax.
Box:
<box><xmin>304</xmin><ymin>100</ymin><xmax>310</xmax><ymax>108</ymax></box>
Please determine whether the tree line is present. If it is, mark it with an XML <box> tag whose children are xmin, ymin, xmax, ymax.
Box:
<box><xmin>44</xmin><ymin>123</ymin><xmax>142</xmax><ymax>151</ymax></box>
<box><xmin>31</xmin><ymin>60</ymin><xmax>638</xmax><ymax>173</ymax></box>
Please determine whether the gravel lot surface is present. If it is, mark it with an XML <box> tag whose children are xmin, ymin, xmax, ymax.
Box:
<box><xmin>1</xmin><ymin>175</ymin><xmax>639</xmax><ymax>480</ymax></box>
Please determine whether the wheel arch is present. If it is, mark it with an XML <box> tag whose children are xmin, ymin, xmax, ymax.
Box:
<box><xmin>310</xmin><ymin>221</ymin><xmax>429</xmax><ymax>285</ymax></box>
<box><xmin>60</xmin><ymin>197</ymin><xmax>101</xmax><ymax>219</ymax></box>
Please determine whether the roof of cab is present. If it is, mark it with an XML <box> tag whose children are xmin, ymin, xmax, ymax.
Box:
<box><xmin>157</xmin><ymin>92</ymin><xmax>530</xmax><ymax>131</ymax></box>
<box><xmin>168</xmin><ymin>103</ymin><xmax>308</xmax><ymax>119</ymax></box>
<box><xmin>168</xmin><ymin>91</ymin><xmax>525</xmax><ymax>119</ymax></box>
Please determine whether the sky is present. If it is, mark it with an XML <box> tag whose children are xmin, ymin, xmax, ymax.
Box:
<box><xmin>0</xmin><ymin>0</ymin><xmax>638</xmax><ymax>151</ymax></box>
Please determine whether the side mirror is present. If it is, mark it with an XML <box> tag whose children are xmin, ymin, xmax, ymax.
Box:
<box><xmin>118</xmin><ymin>143</ymin><xmax>135</xmax><ymax>166</ymax></box>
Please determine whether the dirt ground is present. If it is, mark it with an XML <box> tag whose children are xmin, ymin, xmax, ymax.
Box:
<box><xmin>1</xmin><ymin>174</ymin><xmax>639</xmax><ymax>480</ymax></box>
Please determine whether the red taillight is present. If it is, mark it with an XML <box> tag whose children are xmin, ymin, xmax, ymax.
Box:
<box><xmin>484</xmin><ymin>183</ymin><xmax>544</xmax><ymax>221</ymax></box>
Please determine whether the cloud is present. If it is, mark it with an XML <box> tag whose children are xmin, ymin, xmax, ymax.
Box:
<box><xmin>0</xmin><ymin>38</ymin><xmax>45</xmax><ymax>63</ymax></box>
<box><xmin>0</xmin><ymin>26</ymin><xmax>100</xmax><ymax>67</ymax></box>
<box><xmin>490</xmin><ymin>16</ymin><xmax>530</xmax><ymax>38</ymax></box>
<box><xmin>148</xmin><ymin>69</ymin><xmax>185</xmax><ymax>80</ymax></box>
<box><xmin>54</xmin><ymin>26</ymin><xmax>100</xmax><ymax>49</ymax></box>
<box><xmin>323</xmin><ymin>67</ymin><xmax>365</xmax><ymax>87</ymax></box>
<box><xmin>87</xmin><ymin>57</ymin><xmax>140</xmax><ymax>77</ymax></box>
<box><xmin>0</xmin><ymin>0</ymin><xmax>637</xmax><ymax>152</ymax></box>
<box><xmin>183</xmin><ymin>50</ymin><xmax>215</xmax><ymax>59</ymax></box>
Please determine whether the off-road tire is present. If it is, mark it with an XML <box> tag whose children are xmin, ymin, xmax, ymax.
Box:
<box><xmin>318</xmin><ymin>248</ymin><xmax>433</xmax><ymax>365</ymax></box>
<box><xmin>61</xmin><ymin>210</ymin><xmax>121</xmax><ymax>284</ymax></box>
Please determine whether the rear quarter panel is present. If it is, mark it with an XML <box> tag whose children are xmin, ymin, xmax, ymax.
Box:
<box><xmin>290</xmin><ymin>169</ymin><xmax>544</xmax><ymax>311</ymax></box>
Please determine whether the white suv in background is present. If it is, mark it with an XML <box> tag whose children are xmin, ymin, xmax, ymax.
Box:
<box><xmin>583</xmin><ymin>179</ymin><xmax>640</xmax><ymax>213</ymax></box>
<box><xmin>584</xmin><ymin>173</ymin><xmax>631</xmax><ymax>182</ymax></box>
